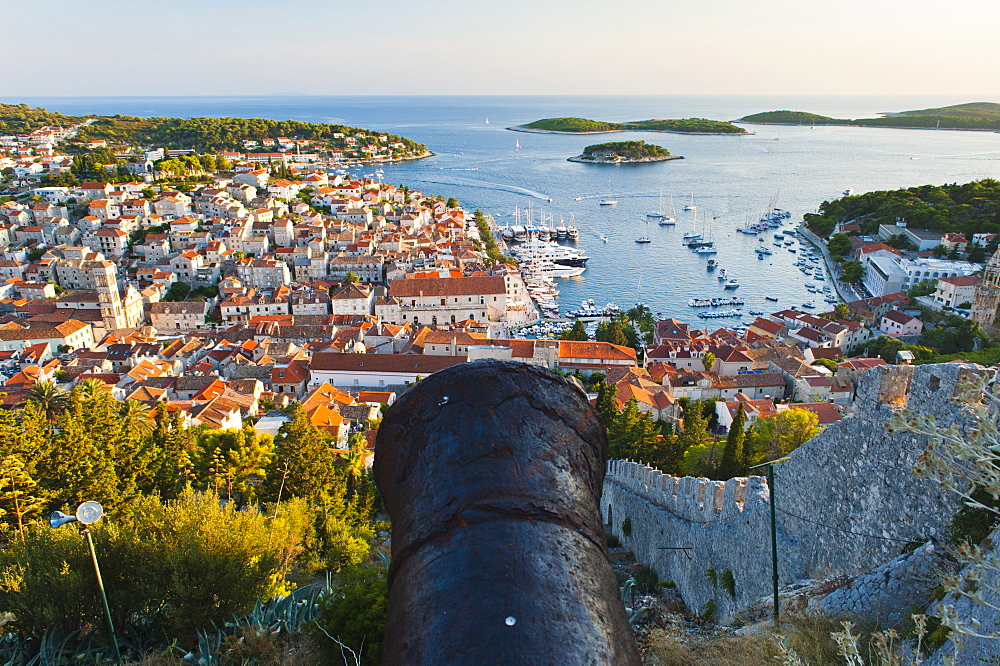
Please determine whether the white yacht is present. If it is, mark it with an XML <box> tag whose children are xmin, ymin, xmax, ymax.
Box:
<box><xmin>567</xmin><ymin>225</ymin><xmax>579</xmax><ymax>240</ymax></box>
<box><xmin>510</xmin><ymin>238</ymin><xmax>589</xmax><ymax>267</ymax></box>
<box><xmin>683</xmin><ymin>194</ymin><xmax>697</xmax><ymax>211</ymax></box>
<box><xmin>521</xmin><ymin>260</ymin><xmax>586</xmax><ymax>278</ymax></box>
<box><xmin>723</xmin><ymin>278</ymin><xmax>740</xmax><ymax>289</ymax></box>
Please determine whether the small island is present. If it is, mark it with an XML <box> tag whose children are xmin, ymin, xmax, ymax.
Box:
<box><xmin>740</xmin><ymin>102</ymin><xmax>1000</xmax><ymax>131</ymax></box>
<box><xmin>511</xmin><ymin>116</ymin><xmax>747</xmax><ymax>135</ymax></box>
<box><xmin>568</xmin><ymin>140</ymin><xmax>682</xmax><ymax>164</ymax></box>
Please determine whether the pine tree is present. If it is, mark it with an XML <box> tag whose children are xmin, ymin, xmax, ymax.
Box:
<box><xmin>39</xmin><ymin>399</ymin><xmax>120</xmax><ymax>511</ymax></box>
<box><xmin>561</xmin><ymin>320</ymin><xmax>588</xmax><ymax>341</ymax></box>
<box><xmin>265</xmin><ymin>404</ymin><xmax>339</xmax><ymax>503</ymax></box>
<box><xmin>0</xmin><ymin>454</ymin><xmax>45</xmax><ymax>541</ymax></box>
<box><xmin>718</xmin><ymin>404</ymin><xmax>747</xmax><ymax>480</ymax></box>
<box><xmin>594</xmin><ymin>381</ymin><xmax>619</xmax><ymax>427</ymax></box>
<box><xmin>226</xmin><ymin>429</ymin><xmax>273</xmax><ymax>506</ymax></box>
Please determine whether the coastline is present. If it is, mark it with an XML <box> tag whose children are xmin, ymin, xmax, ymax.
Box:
<box><xmin>507</xmin><ymin>125</ymin><xmax>751</xmax><ymax>136</ymax></box>
<box><xmin>567</xmin><ymin>154</ymin><xmax>684</xmax><ymax>165</ymax></box>
<box><xmin>737</xmin><ymin>120</ymin><xmax>1000</xmax><ymax>133</ymax></box>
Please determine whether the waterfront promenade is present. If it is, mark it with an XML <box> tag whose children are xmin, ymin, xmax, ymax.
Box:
<box><xmin>798</xmin><ymin>226</ymin><xmax>861</xmax><ymax>303</ymax></box>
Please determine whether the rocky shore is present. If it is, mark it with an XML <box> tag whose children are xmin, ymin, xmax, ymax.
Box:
<box><xmin>568</xmin><ymin>154</ymin><xmax>684</xmax><ymax>165</ymax></box>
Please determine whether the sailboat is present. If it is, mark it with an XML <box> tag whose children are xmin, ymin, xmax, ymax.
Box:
<box><xmin>515</xmin><ymin>139</ymin><xmax>521</xmax><ymax>149</ymax></box>
<box><xmin>683</xmin><ymin>194</ymin><xmax>697</xmax><ymax>211</ymax></box>
<box><xmin>682</xmin><ymin>208</ymin><xmax>702</xmax><ymax>243</ymax></box>
<box><xmin>647</xmin><ymin>190</ymin><xmax>666</xmax><ymax>220</ymax></box>
<box><xmin>635</xmin><ymin>220</ymin><xmax>651</xmax><ymax>244</ymax></box>
<box><xmin>599</xmin><ymin>180</ymin><xmax>617</xmax><ymax>206</ymax></box>
<box><xmin>485</xmin><ymin>117</ymin><xmax>490</xmax><ymax>124</ymax></box>
<box><xmin>658</xmin><ymin>194</ymin><xmax>677</xmax><ymax>226</ymax></box>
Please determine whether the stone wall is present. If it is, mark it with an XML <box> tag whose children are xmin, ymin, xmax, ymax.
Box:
<box><xmin>602</xmin><ymin>363</ymin><xmax>983</xmax><ymax>622</ymax></box>
<box><xmin>818</xmin><ymin>541</ymin><xmax>957</xmax><ymax>629</ymax></box>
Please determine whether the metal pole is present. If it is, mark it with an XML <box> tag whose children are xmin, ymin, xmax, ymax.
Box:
<box><xmin>84</xmin><ymin>529</ymin><xmax>122</xmax><ymax>664</ymax></box>
<box><xmin>749</xmin><ymin>455</ymin><xmax>789</xmax><ymax>629</ymax></box>
<box><xmin>767</xmin><ymin>464</ymin><xmax>780</xmax><ymax>627</ymax></box>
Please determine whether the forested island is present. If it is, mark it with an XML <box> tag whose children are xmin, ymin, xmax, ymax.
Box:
<box><xmin>568</xmin><ymin>140</ymin><xmax>681</xmax><ymax>164</ymax></box>
<box><xmin>511</xmin><ymin>116</ymin><xmax>747</xmax><ymax>134</ymax></box>
<box><xmin>0</xmin><ymin>102</ymin><xmax>429</xmax><ymax>160</ymax></box>
<box><xmin>741</xmin><ymin>102</ymin><xmax>1000</xmax><ymax>131</ymax></box>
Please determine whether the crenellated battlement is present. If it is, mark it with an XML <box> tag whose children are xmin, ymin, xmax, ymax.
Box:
<box><xmin>605</xmin><ymin>461</ymin><xmax>769</xmax><ymax>523</ymax></box>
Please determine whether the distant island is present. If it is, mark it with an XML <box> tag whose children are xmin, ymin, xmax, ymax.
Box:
<box><xmin>510</xmin><ymin>116</ymin><xmax>747</xmax><ymax>135</ymax></box>
<box><xmin>568</xmin><ymin>140</ymin><xmax>682</xmax><ymax>164</ymax></box>
<box><xmin>740</xmin><ymin>102</ymin><xmax>1000</xmax><ymax>131</ymax></box>
<box><xmin>0</xmin><ymin>102</ymin><xmax>430</xmax><ymax>161</ymax></box>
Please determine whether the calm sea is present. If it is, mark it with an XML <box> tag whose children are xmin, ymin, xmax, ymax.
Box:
<box><xmin>9</xmin><ymin>95</ymin><xmax>1000</xmax><ymax>321</ymax></box>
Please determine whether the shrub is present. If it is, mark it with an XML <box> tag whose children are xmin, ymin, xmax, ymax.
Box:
<box><xmin>605</xmin><ymin>533</ymin><xmax>621</xmax><ymax>548</ymax></box>
<box><xmin>313</xmin><ymin>565</ymin><xmax>387</xmax><ymax>665</ymax></box>
<box><xmin>634</xmin><ymin>565</ymin><xmax>659</xmax><ymax>594</ymax></box>
<box><xmin>700</xmin><ymin>598</ymin><xmax>717</xmax><ymax>623</ymax></box>
<box><xmin>719</xmin><ymin>569</ymin><xmax>735</xmax><ymax>598</ymax></box>
<box><xmin>621</xmin><ymin>517</ymin><xmax>632</xmax><ymax>538</ymax></box>
<box><xmin>0</xmin><ymin>490</ymin><xmax>310</xmax><ymax>640</ymax></box>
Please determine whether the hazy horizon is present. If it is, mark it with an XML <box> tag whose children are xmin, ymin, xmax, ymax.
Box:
<box><xmin>6</xmin><ymin>0</ymin><xmax>999</xmax><ymax>97</ymax></box>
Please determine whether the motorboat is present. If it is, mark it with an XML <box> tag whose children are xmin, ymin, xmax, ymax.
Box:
<box><xmin>724</xmin><ymin>278</ymin><xmax>740</xmax><ymax>289</ymax></box>
<box><xmin>635</xmin><ymin>237</ymin><xmax>651</xmax><ymax>244</ymax></box>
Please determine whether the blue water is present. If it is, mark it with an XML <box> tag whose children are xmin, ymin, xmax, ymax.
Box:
<box><xmin>10</xmin><ymin>95</ymin><xmax>1000</xmax><ymax>321</ymax></box>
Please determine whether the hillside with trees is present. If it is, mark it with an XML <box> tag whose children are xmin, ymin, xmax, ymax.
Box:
<box><xmin>0</xmin><ymin>102</ymin><xmax>428</xmax><ymax>158</ymax></box>
<box><xmin>803</xmin><ymin>179</ymin><xmax>1000</xmax><ymax>251</ymax></box>
<box><xmin>0</xmin><ymin>103</ymin><xmax>87</xmax><ymax>133</ymax></box>
<box><xmin>741</xmin><ymin>102</ymin><xmax>1000</xmax><ymax>131</ymax></box>
<box><xmin>516</xmin><ymin>116</ymin><xmax>746</xmax><ymax>134</ymax></box>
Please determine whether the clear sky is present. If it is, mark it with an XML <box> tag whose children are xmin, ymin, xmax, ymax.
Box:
<box><xmin>6</xmin><ymin>0</ymin><xmax>999</xmax><ymax>96</ymax></box>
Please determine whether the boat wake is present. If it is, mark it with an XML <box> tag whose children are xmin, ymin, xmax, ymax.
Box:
<box><xmin>403</xmin><ymin>175</ymin><xmax>552</xmax><ymax>200</ymax></box>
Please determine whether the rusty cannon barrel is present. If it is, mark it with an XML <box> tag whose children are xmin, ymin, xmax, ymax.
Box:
<box><xmin>374</xmin><ymin>359</ymin><xmax>641</xmax><ymax>665</ymax></box>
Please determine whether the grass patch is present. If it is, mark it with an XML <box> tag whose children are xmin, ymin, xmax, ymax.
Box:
<box><xmin>646</xmin><ymin>615</ymin><xmax>845</xmax><ymax>666</ymax></box>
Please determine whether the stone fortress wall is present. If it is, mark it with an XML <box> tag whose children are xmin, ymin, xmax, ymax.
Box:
<box><xmin>602</xmin><ymin>363</ymin><xmax>983</xmax><ymax>622</ymax></box>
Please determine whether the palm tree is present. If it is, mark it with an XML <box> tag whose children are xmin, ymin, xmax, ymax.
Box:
<box><xmin>340</xmin><ymin>433</ymin><xmax>369</xmax><ymax>498</ymax></box>
<box><xmin>25</xmin><ymin>380</ymin><xmax>69</xmax><ymax>424</ymax></box>
<box><xmin>76</xmin><ymin>377</ymin><xmax>109</xmax><ymax>401</ymax></box>
<box><xmin>120</xmin><ymin>400</ymin><xmax>155</xmax><ymax>438</ymax></box>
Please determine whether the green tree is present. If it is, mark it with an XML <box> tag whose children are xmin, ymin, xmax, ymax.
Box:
<box><xmin>163</xmin><ymin>281</ymin><xmax>192</xmax><ymax>301</ymax></box>
<box><xmin>596</xmin><ymin>321</ymin><xmax>628</xmax><ymax>347</ymax></box>
<box><xmin>907</xmin><ymin>279</ymin><xmax>937</xmax><ymax>298</ymax></box>
<box><xmin>266</xmin><ymin>404</ymin><xmax>339</xmax><ymax>503</ymax></box>
<box><xmin>561</xmin><ymin>320</ymin><xmax>588</xmax><ymax>341</ymax></box>
<box><xmin>840</xmin><ymin>260</ymin><xmax>864</xmax><ymax>283</ymax></box>
<box><xmin>0</xmin><ymin>454</ymin><xmax>45</xmax><ymax>541</ymax></box>
<box><xmin>745</xmin><ymin>408</ymin><xmax>821</xmax><ymax>464</ymax></box>
<box><xmin>702</xmin><ymin>351</ymin><xmax>716</xmax><ymax>372</ymax></box>
<box><xmin>38</xmin><ymin>396</ymin><xmax>121</xmax><ymax>512</ymax></box>
<box><xmin>607</xmin><ymin>399</ymin><xmax>661</xmax><ymax>463</ymax></box>
<box><xmin>25</xmin><ymin>380</ymin><xmax>69</xmax><ymax>427</ymax></box>
<box><xmin>677</xmin><ymin>399</ymin><xmax>715</xmax><ymax>460</ymax></box>
<box><xmin>594</xmin><ymin>381</ymin><xmax>619</xmax><ymax>428</ymax></box>
<box><xmin>344</xmin><ymin>271</ymin><xmax>360</xmax><ymax>285</ymax></box>
<box><xmin>446</xmin><ymin>197</ymin><xmax>459</xmax><ymax>208</ymax></box>
<box><xmin>833</xmin><ymin>302</ymin><xmax>850</xmax><ymax>320</ymax></box>
<box><xmin>827</xmin><ymin>233</ymin><xmax>853</xmax><ymax>259</ymax></box>
<box><xmin>717</xmin><ymin>404</ymin><xmax>747</xmax><ymax>479</ymax></box>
